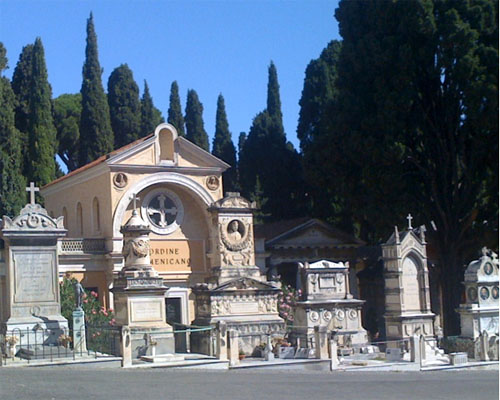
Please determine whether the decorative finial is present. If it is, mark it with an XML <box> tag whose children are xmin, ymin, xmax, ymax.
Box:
<box><xmin>394</xmin><ymin>225</ymin><xmax>400</xmax><ymax>243</ymax></box>
<box><xmin>26</xmin><ymin>182</ymin><xmax>40</xmax><ymax>205</ymax></box>
<box><xmin>130</xmin><ymin>193</ymin><xmax>140</xmax><ymax>214</ymax></box>
<box><xmin>406</xmin><ymin>213</ymin><xmax>413</xmax><ymax>230</ymax></box>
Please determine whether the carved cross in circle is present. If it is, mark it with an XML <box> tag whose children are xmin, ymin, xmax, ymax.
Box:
<box><xmin>26</xmin><ymin>182</ymin><xmax>39</xmax><ymax>205</ymax></box>
<box><xmin>147</xmin><ymin>194</ymin><xmax>177</xmax><ymax>227</ymax></box>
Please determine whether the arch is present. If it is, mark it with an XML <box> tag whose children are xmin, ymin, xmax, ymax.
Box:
<box><xmin>112</xmin><ymin>172</ymin><xmax>214</xmax><ymax>237</ymax></box>
<box><xmin>76</xmin><ymin>202</ymin><xmax>83</xmax><ymax>237</ymax></box>
<box><xmin>62</xmin><ymin>207</ymin><xmax>68</xmax><ymax>229</ymax></box>
<box><xmin>401</xmin><ymin>254</ymin><xmax>422</xmax><ymax>312</ymax></box>
<box><xmin>154</xmin><ymin>123</ymin><xmax>178</xmax><ymax>165</ymax></box>
<box><xmin>92</xmin><ymin>197</ymin><xmax>101</xmax><ymax>233</ymax></box>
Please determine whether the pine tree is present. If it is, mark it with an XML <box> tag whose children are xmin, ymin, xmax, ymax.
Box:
<box><xmin>212</xmin><ymin>94</ymin><xmax>237</xmax><ymax>192</ymax></box>
<box><xmin>140</xmin><ymin>80</ymin><xmax>164</xmax><ymax>137</ymax></box>
<box><xmin>25</xmin><ymin>38</ymin><xmax>56</xmax><ymax>186</ymax></box>
<box><xmin>167</xmin><ymin>81</ymin><xmax>185</xmax><ymax>136</ymax></box>
<box><xmin>53</xmin><ymin>93</ymin><xmax>81</xmax><ymax>172</ymax></box>
<box><xmin>0</xmin><ymin>43</ymin><xmax>25</xmax><ymax>216</ymax></box>
<box><xmin>79</xmin><ymin>13</ymin><xmax>114</xmax><ymax>166</ymax></box>
<box><xmin>107</xmin><ymin>64</ymin><xmax>141</xmax><ymax>148</ymax></box>
<box><xmin>184</xmin><ymin>89</ymin><xmax>209</xmax><ymax>151</ymax></box>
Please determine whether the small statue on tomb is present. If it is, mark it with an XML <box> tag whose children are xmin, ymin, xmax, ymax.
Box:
<box><xmin>73</xmin><ymin>280</ymin><xmax>85</xmax><ymax>310</ymax></box>
<box><xmin>227</xmin><ymin>220</ymin><xmax>242</xmax><ymax>242</ymax></box>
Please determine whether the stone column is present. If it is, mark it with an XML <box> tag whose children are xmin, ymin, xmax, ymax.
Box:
<box><xmin>329</xmin><ymin>338</ymin><xmax>339</xmax><ymax>370</ymax></box>
<box><xmin>315</xmin><ymin>325</ymin><xmax>328</xmax><ymax>360</ymax></box>
<box><xmin>410</xmin><ymin>334</ymin><xmax>420</xmax><ymax>363</ymax></box>
<box><xmin>419</xmin><ymin>335</ymin><xmax>426</xmax><ymax>367</ymax></box>
<box><xmin>121</xmin><ymin>326</ymin><xmax>132</xmax><ymax>368</ymax></box>
<box><xmin>215</xmin><ymin>321</ymin><xmax>228</xmax><ymax>361</ymax></box>
<box><xmin>228</xmin><ymin>330</ymin><xmax>240</xmax><ymax>367</ymax></box>
<box><xmin>72</xmin><ymin>309</ymin><xmax>87</xmax><ymax>354</ymax></box>
<box><xmin>264</xmin><ymin>334</ymin><xmax>274</xmax><ymax>361</ymax></box>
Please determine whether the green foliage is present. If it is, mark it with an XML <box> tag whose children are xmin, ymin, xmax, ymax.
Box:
<box><xmin>79</xmin><ymin>13</ymin><xmax>114</xmax><ymax>166</ymax></box>
<box><xmin>185</xmin><ymin>89</ymin><xmax>209</xmax><ymax>151</ymax></box>
<box><xmin>300</xmin><ymin>0</ymin><xmax>498</xmax><ymax>334</ymax></box>
<box><xmin>60</xmin><ymin>277</ymin><xmax>115</xmax><ymax>329</ymax></box>
<box><xmin>0</xmin><ymin>43</ymin><xmax>25</xmax><ymax>217</ymax></box>
<box><xmin>108</xmin><ymin>64</ymin><xmax>141</xmax><ymax>148</ymax></box>
<box><xmin>167</xmin><ymin>81</ymin><xmax>185</xmax><ymax>136</ymax></box>
<box><xmin>53</xmin><ymin>93</ymin><xmax>81</xmax><ymax>172</ymax></box>
<box><xmin>25</xmin><ymin>38</ymin><xmax>56</xmax><ymax>187</ymax></box>
<box><xmin>140</xmin><ymin>80</ymin><xmax>164</xmax><ymax>137</ymax></box>
<box><xmin>212</xmin><ymin>94</ymin><xmax>238</xmax><ymax>192</ymax></box>
<box><xmin>277</xmin><ymin>284</ymin><xmax>300</xmax><ymax>325</ymax></box>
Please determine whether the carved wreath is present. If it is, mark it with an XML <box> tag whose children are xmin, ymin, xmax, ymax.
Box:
<box><xmin>122</xmin><ymin>239</ymin><xmax>150</xmax><ymax>259</ymax></box>
<box><xmin>220</xmin><ymin>222</ymin><xmax>252</xmax><ymax>252</ymax></box>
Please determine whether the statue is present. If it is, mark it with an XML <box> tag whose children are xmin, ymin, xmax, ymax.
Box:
<box><xmin>73</xmin><ymin>280</ymin><xmax>85</xmax><ymax>310</ymax></box>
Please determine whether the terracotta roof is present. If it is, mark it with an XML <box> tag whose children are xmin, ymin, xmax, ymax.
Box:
<box><xmin>43</xmin><ymin>134</ymin><xmax>154</xmax><ymax>189</ymax></box>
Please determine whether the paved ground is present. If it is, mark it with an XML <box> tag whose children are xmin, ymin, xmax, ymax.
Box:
<box><xmin>0</xmin><ymin>367</ymin><xmax>498</xmax><ymax>400</ymax></box>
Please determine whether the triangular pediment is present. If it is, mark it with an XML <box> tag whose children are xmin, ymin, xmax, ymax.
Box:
<box><xmin>213</xmin><ymin>277</ymin><xmax>279</xmax><ymax>291</ymax></box>
<box><xmin>267</xmin><ymin>219</ymin><xmax>364</xmax><ymax>247</ymax></box>
<box><xmin>107</xmin><ymin>124</ymin><xmax>229</xmax><ymax>171</ymax></box>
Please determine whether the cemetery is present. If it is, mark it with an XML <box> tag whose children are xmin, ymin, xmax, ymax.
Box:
<box><xmin>0</xmin><ymin>123</ymin><xmax>497</xmax><ymax>371</ymax></box>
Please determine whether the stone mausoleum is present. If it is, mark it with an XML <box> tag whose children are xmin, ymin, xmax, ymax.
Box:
<box><xmin>38</xmin><ymin>123</ymin><xmax>283</xmax><ymax>341</ymax></box>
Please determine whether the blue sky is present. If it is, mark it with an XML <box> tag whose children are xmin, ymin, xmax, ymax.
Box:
<box><xmin>0</xmin><ymin>0</ymin><xmax>340</xmax><ymax>151</ymax></box>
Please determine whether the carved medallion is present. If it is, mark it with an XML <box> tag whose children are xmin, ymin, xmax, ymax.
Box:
<box><xmin>322</xmin><ymin>310</ymin><xmax>332</xmax><ymax>322</ymax></box>
<box><xmin>480</xmin><ymin>286</ymin><xmax>490</xmax><ymax>300</ymax></box>
<box><xmin>309</xmin><ymin>310</ymin><xmax>320</xmax><ymax>323</ymax></box>
<box><xmin>220</xmin><ymin>219</ymin><xmax>251</xmax><ymax>251</ymax></box>
<box><xmin>206</xmin><ymin>176</ymin><xmax>220</xmax><ymax>191</ymax></box>
<box><xmin>348</xmin><ymin>309</ymin><xmax>357</xmax><ymax>320</ymax></box>
<box><xmin>467</xmin><ymin>287</ymin><xmax>477</xmax><ymax>302</ymax></box>
<box><xmin>113</xmin><ymin>173</ymin><xmax>128</xmax><ymax>189</ymax></box>
<box><xmin>336</xmin><ymin>309</ymin><xmax>345</xmax><ymax>321</ymax></box>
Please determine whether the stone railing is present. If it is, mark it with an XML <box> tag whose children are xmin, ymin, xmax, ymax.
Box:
<box><xmin>60</xmin><ymin>238</ymin><xmax>107</xmax><ymax>254</ymax></box>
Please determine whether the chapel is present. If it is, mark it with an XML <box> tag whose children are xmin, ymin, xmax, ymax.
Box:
<box><xmin>41</xmin><ymin>123</ymin><xmax>233</xmax><ymax>327</ymax></box>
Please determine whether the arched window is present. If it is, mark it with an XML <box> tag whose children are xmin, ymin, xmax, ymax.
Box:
<box><xmin>62</xmin><ymin>207</ymin><xmax>68</xmax><ymax>229</ymax></box>
<box><xmin>159</xmin><ymin>127</ymin><xmax>175</xmax><ymax>162</ymax></box>
<box><xmin>92</xmin><ymin>197</ymin><xmax>100</xmax><ymax>234</ymax></box>
<box><xmin>76</xmin><ymin>202</ymin><xmax>83</xmax><ymax>237</ymax></box>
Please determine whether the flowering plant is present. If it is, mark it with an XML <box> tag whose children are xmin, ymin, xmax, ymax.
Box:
<box><xmin>58</xmin><ymin>334</ymin><xmax>72</xmax><ymax>347</ymax></box>
<box><xmin>278</xmin><ymin>285</ymin><xmax>301</xmax><ymax>325</ymax></box>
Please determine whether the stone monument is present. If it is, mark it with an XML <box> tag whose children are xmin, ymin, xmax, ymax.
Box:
<box><xmin>382</xmin><ymin>216</ymin><xmax>435</xmax><ymax>341</ymax></box>
<box><xmin>72</xmin><ymin>281</ymin><xmax>87</xmax><ymax>353</ymax></box>
<box><xmin>192</xmin><ymin>192</ymin><xmax>284</xmax><ymax>354</ymax></box>
<box><xmin>291</xmin><ymin>260</ymin><xmax>368</xmax><ymax>349</ymax></box>
<box><xmin>0</xmin><ymin>183</ymin><xmax>68</xmax><ymax>344</ymax></box>
<box><xmin>457</xmin><ymin>248</ymin><xmax>499</xmax><ymax>340</ymax></box>
<box><xmin>112</xmin><ymin>194</ymin><xmax>174</xmax><ymax>358</ymax></box>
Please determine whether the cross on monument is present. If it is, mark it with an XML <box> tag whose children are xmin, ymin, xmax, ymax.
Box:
<box><xmin>26</xmin><ymin>182</ymin><xmax>39</xmax><ymax>205</ymax></box>
<box><xmin>407</xmin><ymin>213</ymin><xmax>413</xmax><ymax>230</ymax></box>
<box><xmin>130</xmin><ymin>193</ymin><xmax>140</xmax><ymax>212</ymax></box>
<box><xmin>147</xmin><ymin>194</ymin><xmax>177</xmax><ymax>227</ymax></box>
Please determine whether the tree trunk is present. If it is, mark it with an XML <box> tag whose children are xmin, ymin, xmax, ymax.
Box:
<box><xmin>438</xmin><ymin>252</ymin><xmax>464</xmax><ymax>336</ymax></box>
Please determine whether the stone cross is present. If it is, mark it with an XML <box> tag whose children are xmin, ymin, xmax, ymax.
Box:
<box><xmin>407</xmin><ymin>213</ymin><xmax>413</xmax><ymax>230</ymax></box>
<box><xmin>26</xmin><ymin>182</ymin><xmax>39</xmax><ymax>205</ymax></box>
<box><xmin>130</xmin><ymin>193</ymin><xmax>140</xmax><ymax>212</ymax></box>
<box><xmin>148</xmin><ymin>194</ymin><xmax>177</xmax><ymax>227</ymax></box>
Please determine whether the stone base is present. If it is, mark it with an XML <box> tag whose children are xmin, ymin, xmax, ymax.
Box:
<box><xmin>384</xmin><ymin>312</ymin><xmax>435</xmax><ymax>341</ymax></box>
<box><xmin>2</xmin><ymin>315</ymin><xmax>69</xmax><ymax>347</ymax></box>
<box><xmin>457</xmin><ymin>307</ymin><xmax>499</xmax><ymax>340</ymax></box>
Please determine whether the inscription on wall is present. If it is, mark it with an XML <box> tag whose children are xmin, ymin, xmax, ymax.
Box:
<box><xmin>14</xmin><ymin>252</ymin><xmax>55</xmax><ymax>303</ymax></box>
<box><xmin>149</xmin><ymin>240</ymin><xmax>205</xmax><ymax>272</ymax></box>
<box><xmin>131</xmin><ymin>300</ymin><xmax>162</xmax><ymax>323</ymax></box>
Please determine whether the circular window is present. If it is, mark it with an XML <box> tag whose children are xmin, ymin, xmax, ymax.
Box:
<box><xmin>140</xmin><ymin>188</ymin><xmax>184</xmax><ymax>235</ymax></box>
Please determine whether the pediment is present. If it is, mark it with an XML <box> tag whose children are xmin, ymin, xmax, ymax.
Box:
<box><xmin>213</xmin><ymin>277</ymin><xmax>278</xmax><ymax>291</ymax></box>
<box><xmin>268</xmin><ymin>219</ymin><xmax>363</xmax><ymax>247</ymax></box>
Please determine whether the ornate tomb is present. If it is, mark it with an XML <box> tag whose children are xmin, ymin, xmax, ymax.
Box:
<box><xmin>191</xmin><ymin>193</ymin><xmax>284</xmax><ymax>354</ymax></box>
<box><xmin>457</xmin><ymin>248</ymin><xmax>499</xmax><ymax>340</ymax></box>
<box><xmin>382</xmin><ymin>218</ymin><xmax>435</xmax><ymax>341</ymax></box>
<box><xmin>0</xmin><ymin>183</ymin><xmax>68</xmax><ymax>345</ymax></box>
<box><xmin>112</xmin><ymin>195</ymin><xmax>174</xmax><ymax>358</ymax></box>
<box><xmin>291</xmin><ymin>260</ymin><xmax>368</xmax><ymax>349</ymax></box>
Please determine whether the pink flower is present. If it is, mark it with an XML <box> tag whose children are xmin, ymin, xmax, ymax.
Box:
<box><xmin>108</xmin><ymin>308</ymin><xmax>113</xmax><ymax>313</ymax></box>
<box><xmin>91</xmin><ymin>291</ymin><xmax>98</xmax><ymax>298</ymax></box>
<box><xmin>92</xmin><ymin>310</ymin><xmax>96</xmax><ymax>315</ymax></box>
<box><xmin>83</xmin><ymin>299</ymin><xmax>88</xmax><ymax>304</ymax></box>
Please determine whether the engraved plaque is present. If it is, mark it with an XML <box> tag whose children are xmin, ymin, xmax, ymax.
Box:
<box><xmin>131</xmin><ymin>300</ymin><xmax>162</xmax><ymax>323</ymax></box>
<box><xmin>230</xmin><ymin>302</ymin><xmax>259</xmax><ymax>314</ymax></box>
<box><xmin>14</xmin><ymin>252</ymin><xmax>55</xmax><ymax>303</ymax></box>
<box><xmin>319</xmin><ymin>276</ymin><xmax>335</xmax><ymax>289</ymax></box>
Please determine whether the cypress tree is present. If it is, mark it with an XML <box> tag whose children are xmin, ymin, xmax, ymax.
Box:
<box><xmin>212</xmin><ymin>94</ymin><xmax>237</xmax><ymax>192</ymax></box>
<box><xmin>107</xmin><ymin>64</ymin><xmax>141</xmax><ymax>148</ymax></box>
<box><xmin>184</xmin><ymin>89</ymin><xmax>209</xmax><ymax>151</ymax></box>
<box><xmin>79</xmin><ymin>13</ymin><xmax>113</xmax><ymax>166</ymax></box>
<box><xmin>25</xmin><ymin>38</ymin><xmax>57</xmax><ymax>186</ymax></box>
<box><xmin>140</xmin><ymin>80</ymin><xmax>164</xmax><ymax>137</ymax></box>
<box><xmin>0</xmin><ymin>43</ymin><xmax>25</xmax><ymax>216</ymax></box>
<box><xmin>266</xmin><ymin>61</ymin><xmax>285</xmax><ymax>139</ymax></box>
<box><xmin>167</xmin><ymin>81</ymin><xmax>185</xmax><ymax>136</ymax></box>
